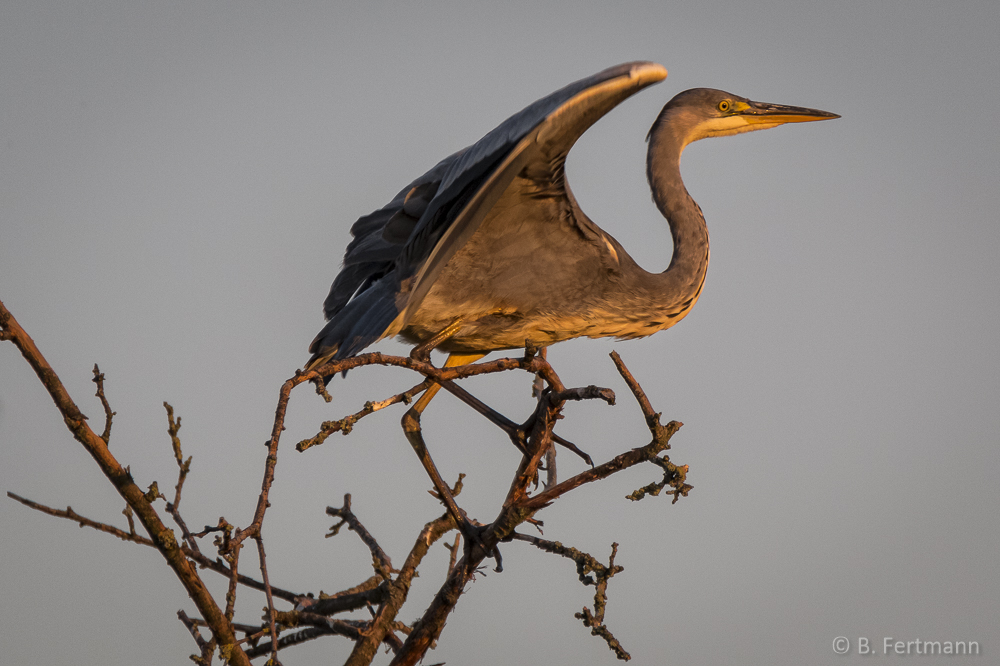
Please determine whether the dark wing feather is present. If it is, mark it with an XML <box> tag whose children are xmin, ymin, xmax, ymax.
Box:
<box><xmin>308</xmin><ymin>61</ymin><xmax>667</xmax><ymax>368</ymax></box>
<box><xmin>320</xmin><ymin>153</ymin><xmax>456</xmax><ymax>320</ymax></box>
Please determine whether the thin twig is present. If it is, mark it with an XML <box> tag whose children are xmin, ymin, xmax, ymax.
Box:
<box><xmin>0</xmin><ymin>297</ymin><xmax>248</xmax><ymax>665</ymax></box>
<box><xmin>122</xmin><ymin>504</ymin><xmax>136</xmax><ymax>536</ymax></box>
<box><xmin>163</xmin><ymin>402</ymin><xmax>198</xmax><ymax>551</ymax></box>
<box><xmin>255</xmin><ymin>535</ymin><xmax>281</xmax><ymax>664</ymax></box>
<box><xmin>511</xmin><ymin>534</ymin><xmax>629</xmax><ymax>659</ymax></box>
<box><xmin>326</xmin><ymin>494</ymin><xmax>393</xmax><ymax>580</ymax></box>
<box><xmin>5</xmin><ymin>491</ymin><xmax>304</xmax><ymax>607</ymax></box>
<box><xmin>298</xmin><ymin>380</ymin><xmax>431</xmax><ymax>451</ymax></box>
<box><xmin>443</xmin><ymin>534</ymin><xmax>460</xmax><ymax>576</ymax></box>
<box><xmin>519</xmin><ymin>420</ymin><xmax>684</xmax><ymax>511</ymax></box>
<box><xmin>7</xmin><ymin>293</ymin><xmax>693</xmax><ymax>665</ymax></box>
<box><xmin>345</xmin><ymin>513</ymin><xmax>455</xmax><ymax>666</ymax></box>
<box><xmin>390</xmin><ymin>375</ymin><xmax>567</xmax><ymax>664</ymax></box>
<box><xmin>224</xmin><ymin>531</ymin><xmax>241</xmax><ymax>624</ymax></box>
<box><xmin>178</xmin><ymin>609</ymin><xmax>216</xmax><ymax>665</ymax></box>
<box><xmin>7</xmin><ymin>492</ymin><xmax>155</xmax><ymax>546</ymax></box>
<box><xmin>574</xmin><ymin>543</ymin><xmax>629</xmax><ymax>661</ymax></box>
<box><xmin>243</xmin><ymin>617</ymin><xmax>403</xmax><ymax>659</ymax></box>
<box><xmin>183</xmin><ymin>548</ymin><xmax>302</xmax><ymax>604</ymax></box>
<box><xmin>91</xmin><ymin>364</ymin><xmax>115</xmax><ymax>443</ymax></box>
<box><xmin>296</xmin><ymin>576</ymin><xmax>387</xmax><ymax>615</ymax></box>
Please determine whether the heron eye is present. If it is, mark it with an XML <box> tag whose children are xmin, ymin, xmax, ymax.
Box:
<box><xmin>718</xmin><ymin>100</ymin><xmax>731</xmax><ymax>112</ymax></box>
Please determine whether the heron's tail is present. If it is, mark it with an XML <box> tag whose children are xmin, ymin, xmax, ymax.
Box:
<box><xmin>304</xmin><ymin>278</ymin><xmax>402</xmax><ymax>377</ymax></box>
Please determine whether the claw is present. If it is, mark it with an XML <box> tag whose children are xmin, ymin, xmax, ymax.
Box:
<box><xmin>459</xmin><ymin>521</ymin><xmax>502</xmax><ymax>573</ymax></box>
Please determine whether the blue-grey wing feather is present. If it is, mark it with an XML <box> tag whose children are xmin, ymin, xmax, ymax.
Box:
<box><xmin>308</xmin><ymin>61</ymin><xmax>666</xmax><ymax>368</ymax></box>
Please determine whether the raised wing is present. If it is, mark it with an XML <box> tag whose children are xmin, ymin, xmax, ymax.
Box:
<box><xmin>308</xmin><ymin>61</ymin><xmax>667</xmax><ymax>366</ymax></box>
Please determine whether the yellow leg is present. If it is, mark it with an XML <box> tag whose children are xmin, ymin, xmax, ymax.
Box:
<box><xmin>401</xmin><ymin>350</ymin><xmax>491</xmax><ymax>566</ymax></box>
<box><xmin>409</xmin><ymin>352</ymin><xmax>485</xmax><ymax>415</ymax></box>
<box><xmin>409</xmin><ymin>318</ymin><xmax>465</xmax><ymax>362</ymax></box>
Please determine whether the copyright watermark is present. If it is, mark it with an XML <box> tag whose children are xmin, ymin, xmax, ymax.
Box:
<box><xmin>832</xmin><ymin>637</ymin><xmax>981</xmax><ymax>656</ymax></box>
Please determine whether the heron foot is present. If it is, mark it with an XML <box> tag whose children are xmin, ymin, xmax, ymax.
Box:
<box><xmin>454</xmin><ymin>518</ymin><xmax>503</xmax><ymax>573</ymax></box>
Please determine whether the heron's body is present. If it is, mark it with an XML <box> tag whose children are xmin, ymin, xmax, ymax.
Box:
<box><xmin>400</xmin><ymin>179</ymin><xmax>691</xmax><ymax>353</ymax></box>
<box><xmin>306</xmin><ymin>62</ymin><xmax>836</xmax><ymax>369</ymax></box>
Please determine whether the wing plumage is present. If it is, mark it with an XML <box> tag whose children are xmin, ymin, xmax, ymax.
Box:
<box><xmin>307</xmin><ymin>61</ymin><xmax>667</xmax><ymax>368</ymax></box>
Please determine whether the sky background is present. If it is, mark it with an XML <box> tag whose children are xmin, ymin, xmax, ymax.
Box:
<box><xmin>2</xmin><ymin>1</ymin><xmax>998</xmax><ymax>664</ymax></box>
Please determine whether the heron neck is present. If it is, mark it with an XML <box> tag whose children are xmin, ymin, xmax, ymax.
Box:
<box><xmin>644</xmin><ymin>121</ymin><xmax>710</xmax><ymax>315</ymax></box>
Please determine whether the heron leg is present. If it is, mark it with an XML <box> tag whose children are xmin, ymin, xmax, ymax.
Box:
<box><xmin>530</xmin><ymin>348</ymin><xmax>558</xmax><ymax>487</ymax></box>
<box><xmin>402</xmin><ymin>352</ymin><xmax>493</xmax><ymax>566</ymax></box>
<box><xmin>409</xmin><ymin>318</ymin><xmax>464</xmax><ymax>363</ymax></box>
<box><xmin>409</xmin><ymin>351</ymin><xmax>485</xmax><ymax>416</ymax></box>
<box><xmin>433</xmin><ymin>369</ymin><xmax>594</xmax><ymax>467</ymax></box>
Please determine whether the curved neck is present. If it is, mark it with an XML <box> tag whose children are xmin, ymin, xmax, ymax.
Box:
<box><xmin>642</xmin><ymin>114</ymin><xmax>710</xmax><ymax>317</ymax></box>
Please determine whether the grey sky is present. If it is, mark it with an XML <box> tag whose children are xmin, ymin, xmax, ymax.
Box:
<box><xmin>2</xmin><ymin>1</ymin><xmax>998</xmax><ymax>664</ymax></box>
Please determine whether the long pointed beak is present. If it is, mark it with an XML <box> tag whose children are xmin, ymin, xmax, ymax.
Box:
<box><xmin>740</xmin><ymin>100</ymin><xmax>840</xmax><ymax>125</ymax></box>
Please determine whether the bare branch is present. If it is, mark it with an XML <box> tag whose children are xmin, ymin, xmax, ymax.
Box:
<box><xmin>183</xmin><ymin>548</ymin><xmax>303</xmax><ymax>604</ymax></box>
<box><xmin>574</xmin><ymin>542</ymin><xmax>629</xmax><ymax>661</ymax></box>
<box><xmin>7</xmin><ymin>492</ymin><xmax>155</xmax><ymax>546</ymax></box>
<box><xmin>242</xmin><ymin>616</ymin><xmax>404</xmax><ymax>659</ymax></box>
<box><xmin>7</xmin><ymin>291</ymin><xmax>693</xmax><ymax>665</ymax></box>
<box><xmin>347</xmin><ymin>513</ymin><xmax>455</xmax><ymax>666</ymax></box>
<box><xmin>443</xmin><ymin>534</ymin><xmax>460</xmax><ymax>576</ymax></box>
<box><xmin>0</xmin><ymin>298</ymin><xmax>249</xmax><ymax>665</ymax></box>
<box><xmin>255</xmin><ymin>535</ymin><xmax>281</xmax><ymax>663</ymax></box>
<box><xmin>178</xmin><ymin>609</ymin><xmax>216</xmax><ymax>666</ymax></box>
<box><xmin>122</xmin><ymin>504</ymin><xmax>136</xmax><ymax>536</ymax></box>
<box><xmin>549</xmin><ymin>385</ymin><xmax>616</xmax><ymax>405</ymax></box>
<box><xmin>298</xmin><ymin>380</ymin><xmax>430</xmax><ymax>451</ymax></box>
<box><xmin>224</xmin><ymin>533</ymin><xmax>241</xmax><ymax>624</ymax></box>
<box><xmin>161</xmin><ymin>402</ymin><xmax>200</xmax><ymax>552</ymax></box>
<box><xmin>390</xmin><ymin>390</ymin><xmax>566</xmax><ymax>663</ymax></box>
<box><xmin>297</xmin><ymin>576</ymin><xmax>387</xmax><ymax>616</ymax></box>
<box><xmin>520</xmin><ymin>421</ymin><xmax>683</xmax><ymax>511</ymax></box>
<box><xmin>511</xmin><ymin>534</ymin><xmax>629</xmax><ymax>659</ymax></box>
<box><xmin>326</xmin><ymin>494</ymin><xmax>394</xmax><ymax>580</ymax></box>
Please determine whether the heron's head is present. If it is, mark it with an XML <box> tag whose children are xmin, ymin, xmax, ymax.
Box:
<box><xmin>650</xmin><ymin>88</ymin><xmax>839</xmax><ymax>150</ymax></box>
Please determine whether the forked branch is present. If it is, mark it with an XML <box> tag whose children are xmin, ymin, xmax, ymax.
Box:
<box><xmin>4</xmin><ymin>295</ymin><xmax>691</xmax><ymax>666</ymax></box>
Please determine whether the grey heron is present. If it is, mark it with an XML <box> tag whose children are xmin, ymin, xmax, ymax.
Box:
<box><xmin>304</xmin><ymin>62</ymin><xmax>837</xmax><ymax>542</ymax></box>
<box><xmin>306</xmin><ymin>61</ymin><xmax>836</xmax><ymax>392</ymax></box>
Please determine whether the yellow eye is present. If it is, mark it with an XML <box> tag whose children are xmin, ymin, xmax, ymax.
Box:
<box><xmin>718</xmin><ymin>100</ymin><xmax>731</xmax><ymax>112</ymax></box>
